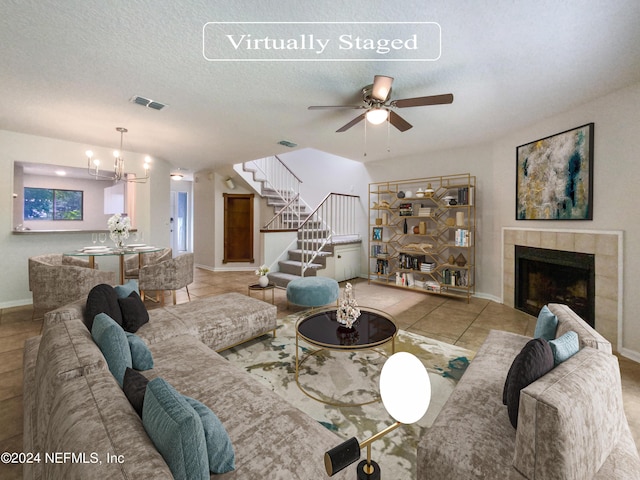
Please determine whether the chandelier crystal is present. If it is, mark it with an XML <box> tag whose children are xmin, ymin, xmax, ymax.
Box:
<box><xmin>86</xmin><ymin>127</ymin><xmax>151</xmax><ymax>183</ymax></box>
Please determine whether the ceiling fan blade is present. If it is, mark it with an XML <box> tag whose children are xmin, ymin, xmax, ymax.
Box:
<box><xmin>393</xmin><ymin>93</ymin><xmax>454</xmax><ymax>108</ymax></box>
<box><xmin>308</xmin><ymin>105</ymin><xmax>367</xmax><ymax>110</ymax></box>
<box><xmin>336</xmin><ymin>113</ymin><xmax>366</xmax><ymax>132</ymax></box>
<box><xmin>371</xmin><ymin>75</ymin><xmax>394</xmax><ymax>101</ymax></box>
<box><xmin>389</xmin><ymin>111</ymin><xmax>413</xmax><ymax>132</ymax></box>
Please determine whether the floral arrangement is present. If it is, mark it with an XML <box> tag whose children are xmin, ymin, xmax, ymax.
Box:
<box><xmin>336</xmin><ymin>282</ymin><xmax>361</xmax><ymax>329</ymax></box>
<box><xmin>255</xmin><ymin>264</ymin><xmax>269</xmax><ymax>276</ymax></box>
<box><xmin>107</xmin><ymin>213</ymin><xmax>131</xmax><ymax>246</ymax></box>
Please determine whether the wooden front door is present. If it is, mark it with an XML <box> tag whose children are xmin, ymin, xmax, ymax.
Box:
<box><xmin>223</xmin><ymin>193</ymin><xmax>254</xmax><ymax>263</ymax></box>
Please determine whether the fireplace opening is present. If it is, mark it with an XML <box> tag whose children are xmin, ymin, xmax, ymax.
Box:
<box><xmin>515</xmin><ymin>246</ymin><xmax>595</xmax><ymax>327</ymax></box>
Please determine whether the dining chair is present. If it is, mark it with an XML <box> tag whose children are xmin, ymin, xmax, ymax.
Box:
<box><xmin>138</xmin><ymin>252</ymin><xmax>194</xmax><ymax>306</ymax></box>
<box><xmin>28</xmin><ymin>254</ymin><xmax>116</xmax><ymax>319</ymax></box>
<box><xmin>123</xmin><ymin>247</ymin><xmax>172</xmax><ymax>280</ymax></box>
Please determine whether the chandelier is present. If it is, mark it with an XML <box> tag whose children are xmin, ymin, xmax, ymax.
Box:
<box><xmin>86</xmin><ymin>127</ymin><xmax>151</xmax><ymax>183</ymax></box>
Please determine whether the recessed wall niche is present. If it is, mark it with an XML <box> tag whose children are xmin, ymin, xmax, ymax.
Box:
<box><xmin>13</xmin><ymin>161</ymin><xmax>136</xmax><ymax>231</ymax></box>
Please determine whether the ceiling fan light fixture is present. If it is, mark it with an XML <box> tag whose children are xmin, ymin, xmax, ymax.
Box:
<box><xmin>372</xmin><ymin>75</ymin><xmax>394</xmax><ymax>101</ymax></box>
<box><xmin>366</xmin><ymin>108</ymin><xmax>389</xmax><ymax>125</ymax></box>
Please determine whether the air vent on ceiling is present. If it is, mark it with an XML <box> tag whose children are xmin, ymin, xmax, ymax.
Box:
<box><xmin>130</xmin><ymin>95</ymin><xmax>167</xmax><ymax>110</ymax></box>
<box><xmin>278</xmin><ymin>140</ymin><xmax>297</xmax><ymax>148</ymax></box>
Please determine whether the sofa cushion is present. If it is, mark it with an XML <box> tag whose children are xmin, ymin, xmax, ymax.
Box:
<box><xmin>549</xmin><ymin>330</ymin><xmax>580</xmax><ymax>365</ymax></box>
<box><xmin>118</xmin><ymin>291</ymin><xmax>149</xmax><ymax>333</ymax></box>
<box><xmin>123</xmin><ymin>367</ymin><xmax>148</xmax><ymax>417</ymax></box>
<box><xmin>126</xmin><ymin>332</ymin><xmax>154</xmax><ymax>370</ymax></box>
<box><xmin>184</xmin><ymin>396</ymin><xmax>235</xmax><ymax>473</ymax></box>
<box><xmin>504</xmin><ymin>338</ymin><xmax>555</xmax><ymax>428</ymax></box>
<box><xmin>142</xmin><ymin>378</ymin><xmax>209</xmax><ymax>480</ymax></box>
<box><xmin>91</xmin><ymin>313</ymin><xmax>132</xmax><ymax>387</ymax></box>
<box><xmin>549</xmin><ymin>303</ymin><xmax>612</xmax><ymax>353</ymax></box>
<box><xmin>533</xmin><ymin>305</ymin><xmax>558</xmax><ymax>340</ymax></box>
<box><xmin>115</xmin><ymin>279</ymin><xmax>140</xmax><ymax>298</ymax></box>
<box><xmin>85</xmin><ymin>284</ymin><xmax>122</xmax><ymax>330</ymax></box>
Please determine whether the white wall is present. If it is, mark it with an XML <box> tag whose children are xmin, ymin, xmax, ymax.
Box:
<box><xmin>0</xmin><ymin>130</ymin><xmax>169</xmax><ymax>307</ymax></box>
<box><xmin>366</xmin><ymin>81</ymin><xmax>640</xmax><ymax>356</ymax></box>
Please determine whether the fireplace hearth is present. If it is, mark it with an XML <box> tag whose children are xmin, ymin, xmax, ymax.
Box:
<box><xmin>515</xmin><ymin>246</ymin><xmax>595</xmax><ymax>327</ymax></box>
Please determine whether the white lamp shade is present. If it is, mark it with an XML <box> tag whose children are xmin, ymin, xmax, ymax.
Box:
<box><xmin>379</xmin><ymin>352</ymin><xmax>431</xmax><ymax>424</ymax></box>
<box><xmin>366</xmin><ymin>108</ymin><xmax>389</xmax><ymax>125</ymax></box>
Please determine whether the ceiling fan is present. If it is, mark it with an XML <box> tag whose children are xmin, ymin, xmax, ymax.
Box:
<box><xmin>308</xmin><ymin>75</ymin><xmax>453</xmax><ymax>133</ymax></box>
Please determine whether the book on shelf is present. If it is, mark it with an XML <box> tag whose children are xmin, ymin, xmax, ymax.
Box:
<box><xmin>398</xmin><ymin>203</ymin><xmax>414</xmax><ymax>216</ymax></box>
<box><xmin>454</xmin><ymin>229</ymin><xmax>471</xmax><ymax>247</ymax></box>
<box><xmin>456</xmin><ymin>186</ymin><xmax>474</xmax><ymax>206</ymax></box>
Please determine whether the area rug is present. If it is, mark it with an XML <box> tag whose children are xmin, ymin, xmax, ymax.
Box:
<box><xmin>219</xmin><ymin>312</ymin><xmax>475</xmax><ymax>479</ymax></box>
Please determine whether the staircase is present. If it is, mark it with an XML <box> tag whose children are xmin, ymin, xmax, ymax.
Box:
<box><xmin>237</xmin><ymin>157</ymin><xmax>361</xmax><ymax>288</ymax></box>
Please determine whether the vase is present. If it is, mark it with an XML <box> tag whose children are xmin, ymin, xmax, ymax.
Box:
<box><xmin>258</xmin><ymin>275</ymin><xmax>269</xmax><ymax>287</ymax></box>
<box><xmin>114</xmin><ymin>234</ymin><xmax>125</xmax><ymax>249</ymax></box>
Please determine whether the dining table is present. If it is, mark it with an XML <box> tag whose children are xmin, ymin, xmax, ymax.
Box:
<box><xmin>63</xmin><ymin>245</ymin><xmax>165</xmax><ymax>284</ymax></box>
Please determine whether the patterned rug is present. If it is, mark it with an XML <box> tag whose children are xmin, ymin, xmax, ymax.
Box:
<box><xmin>219</xmin><ymin>312</ymin><xmax>474</xmax><ymax>479</ymax></box>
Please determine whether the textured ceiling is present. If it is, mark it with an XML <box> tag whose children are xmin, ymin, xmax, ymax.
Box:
<box><xmin>1</xmin><ymin>0</ymin><xmax>640</xmax><ymax>174</ymax></box>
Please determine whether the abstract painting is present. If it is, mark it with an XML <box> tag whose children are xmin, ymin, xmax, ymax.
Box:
<box><xmin>516</xmin><ymin>123</ymin><xmax>594</xmax><ymax>220</ymax></box>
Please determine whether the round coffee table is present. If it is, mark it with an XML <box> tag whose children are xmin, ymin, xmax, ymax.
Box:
<box><xmin>295</xmin><ymin>306</ymin><xmax>397</xmax><ymax>406</ymax></box>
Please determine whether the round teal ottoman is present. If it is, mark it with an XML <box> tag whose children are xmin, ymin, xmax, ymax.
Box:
<box><xmin>286</xmin><ymin>277</ymin><xmax>339</xmax><ymax>308</ymax></box>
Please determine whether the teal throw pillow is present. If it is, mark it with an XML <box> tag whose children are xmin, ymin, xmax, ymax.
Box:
<box><xmin>549</xmin><ymin>330</ymin><xmax>580</xmax><ymax>365</ymax></box>
<box><xmin>142</xmin><ymin>378</ymin><xmax>209</xmax><ymax>480</ymax></box>
<box><xmin>125</xmin><ymin>332</ymin><xmax>154</xmax><ymax>370</ymax></box>
<box><xmin>115</xmin><ymin>279</ymin><xmax>140</xmax><ymax>299</ymax></box>
<box><xmin>184</xmin><ymin>397</ymin><xmax>235</xmax><ymax>474</ymax></box>
<box><xmin>91</xmin><ymin>313</ymin><xmax>132</xmax><ymax>386</ymax></box>
<box><xmin>533</xmin><ymin>305</ymin><xmax>558</xmax><ymax>341</ymax></box>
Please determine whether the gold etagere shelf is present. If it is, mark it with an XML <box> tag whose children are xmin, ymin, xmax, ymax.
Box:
<box><xmin>368</xmin><ymin>173</ymin><xmax>476</xmax><ymax>303</ymax></box>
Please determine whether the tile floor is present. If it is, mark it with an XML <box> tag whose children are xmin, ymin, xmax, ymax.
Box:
<box><xmin>1</xmin><ymin>269</ymin><xmax>639</xmax><ymax>478</ymax></box>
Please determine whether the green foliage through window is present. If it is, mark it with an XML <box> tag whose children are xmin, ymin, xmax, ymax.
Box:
<box><xmin>24</xmin><ymin>187</ymin><xmax>83</xmax><ymax>221</ymax></box>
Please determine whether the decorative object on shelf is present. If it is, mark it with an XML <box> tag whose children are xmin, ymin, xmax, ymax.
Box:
<box><xmin>405</xmin><ymin>190</ymin><xmax>413</xmax><ymax>198</ymax></box>
<box><xmin>425</xmin><ymin>183</ymin><xmax>435</xmax><ymax>197</ymax></box>
<box><xmin>455</xmin><ymin>253</ymin><xmax>467</xmax><ymax>267</ymax></box>
<box><xmin>382</xmin><ymin>212</ymin><xmax>388</xmax><ymax>225</ymax></box>
<box><xmin>416</xmin><ymin>188</ymin><xmax>425</xmax><ymax>198</ymax></box>
<box><xmin>375</xmin><ymin>217</ymin><xmax>383</xmax><ymax>225</ymax></box>
<box><xmin>397</xmin><ymin>191</ymin><xmax>405</xmax><ymax>198</ymax></box>
<box><xmin>413</xmin><ymin>225</ymin><xmax>420</xmax><ymax>234</ymax></box>
<box><xmin>107</xmin><ymin>213</ymin><xmax>130</xmax><ymax>248</ymax></box>
<box><xmin>516</xmin><ymin>123</ymin><xmax>594</xmax><ymax>220</ymax></box>
<box><xmin>336</xmin><ymin>283</ymin><xmax>361</xmax><ymax>329</ymax></box>
<box><xmin>419</xmin><ymin>221</ymin><xmax>426</xmax><ymax>234</ymax></box>
<box><xmin>372</xmin><ymin>227</ymin><xmax>383</xmax><ymax>241</ymax></box>
<box><xmin>255</xmin><ymin>264</ymin><xmax>270</xmax><ymax>287</ymax></box>
<box><xmin>456</xmin><ymin>211</ymin><xmax>465</xmax><ymax>226</ymax></box>
<box><xmin>446</xmin><ymin>217</ymin><xmax>456</xmax><ymax>227</ymax></box>
<box><xmin>86</xmin><ymin>127</ymin><xmax>151</xmax><ymax>183</ymax></box>
<box><xmin>403</xmin><ymin>218</ymin><xmax>408</xmax><ymax>234</ymax></box>
<box><xmin>448</xmin><ymin>254</ymin><xmax>456</xmax><ymax>264</ymax></box>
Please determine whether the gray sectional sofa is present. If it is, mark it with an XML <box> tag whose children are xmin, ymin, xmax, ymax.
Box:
<box><xmin>23</xmin><ymin>292</ymin><xmax>350</xmax><ymax>479</ymax></box>
<box><xmin>418</xmin><ymin>303</ymin><xmax>640</xmax><ymax>479</ymax></box>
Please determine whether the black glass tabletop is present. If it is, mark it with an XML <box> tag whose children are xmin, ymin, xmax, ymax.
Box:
<box><xmin>297</xmin><ymin>308</ymin><xmax>397</xmax><ymax>349</ymax></box>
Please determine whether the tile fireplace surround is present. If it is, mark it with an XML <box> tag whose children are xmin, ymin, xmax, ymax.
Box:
<box><xmin>503</xmin><ymin>228</ymin><xmax>622</xmax><ymax>351</ymax></box>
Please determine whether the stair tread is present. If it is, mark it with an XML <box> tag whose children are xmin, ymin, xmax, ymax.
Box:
<box><xmin>289</xmin><ymin>249</ymin><xmax>332</xmax><ymax>257</ymax></box>
<box><xmin>279</xmin><ymin>259</ymin><xmax>323</xmax><ymax>269</ymax></box>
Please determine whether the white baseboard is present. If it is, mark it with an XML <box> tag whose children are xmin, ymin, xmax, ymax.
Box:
<box><xmin>619</xmin><ymin>347</ymin><xmax>640</xmax><ymax>363</ymax></box>
<box><xmin>0</xmin><ymin>298</ymin><xmax>33</xmax><ymax>309</ymax></box>
<box><xmin>473</xmin><ymin>292</ymin><xmax>502</xmax><ymax>303</ymax></box>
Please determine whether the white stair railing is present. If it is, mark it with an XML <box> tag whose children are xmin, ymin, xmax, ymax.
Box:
<box><xmin>245</xmin><ymin>155</ymin><xmax>303</xmax><ymax>231</ymax></box>
<box><xmin>300</xmin><ymin>193</ymin><xmax>360</xmax><ymax>276</ymax></box>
